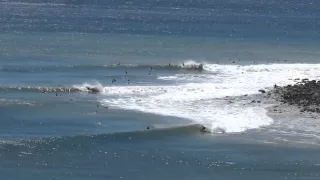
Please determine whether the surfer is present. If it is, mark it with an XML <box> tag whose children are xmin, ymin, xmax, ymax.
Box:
<box><xmin>201</xmin><ymin>126</ymin><xmax>206</xmax><ymax>132</ymax></box>
<box><xmin>85</xmin><ymin>86</ymin><xmax>100</xmax><ymax>93</ymax></box>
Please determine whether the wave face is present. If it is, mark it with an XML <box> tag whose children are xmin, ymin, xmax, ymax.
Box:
<box><xmin>93</xmin><ymin>62</ymin><xmax>320</xmax><ymax>133</ymax></box>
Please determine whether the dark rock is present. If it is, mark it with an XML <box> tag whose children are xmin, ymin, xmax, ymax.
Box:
<box><xmin>257</xmin><ymin>100</ymin><xmax>261</xmax><ymax>103</ymax></box>
<box><xmin>272</xmin><ymin>79</ymin><xmax>320</xmax><ymax>113</ymax></box>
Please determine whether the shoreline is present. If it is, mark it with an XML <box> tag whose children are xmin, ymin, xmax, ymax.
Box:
<box><xmin>223</xmin><ymin>80</ymin><xmax>320</xmax><ymax>131</ymax></box>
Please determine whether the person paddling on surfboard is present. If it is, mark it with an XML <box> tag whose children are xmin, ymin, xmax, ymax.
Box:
<box><xmin>85</xmin><ymin>86</ymin><xmax>100</xmax><ymax>93</ymax></box>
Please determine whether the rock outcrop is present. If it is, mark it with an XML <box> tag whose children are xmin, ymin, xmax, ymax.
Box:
<box><xmin>273</xmin><ymin>79</ymin><xmax>320</xmax><ymax>113</ymax></box>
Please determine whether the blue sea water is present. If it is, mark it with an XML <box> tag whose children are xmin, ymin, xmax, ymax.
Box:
<box><xmin>1</xmin><ymin>0</ymin><xmax>320</xmax><ymax>179</ymax></box>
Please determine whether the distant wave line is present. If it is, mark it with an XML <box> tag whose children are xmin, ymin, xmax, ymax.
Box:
<box><xmin>0</xmin><ymin>86</ymin><xmax>82</xmax><ymax>93</ymax></box>
<box><xmin>0</xmin><ymin>63</ymin><xmax>204</xmax><ymax>72</ymax></box>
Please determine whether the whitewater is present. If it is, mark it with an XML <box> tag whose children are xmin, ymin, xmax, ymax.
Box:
<box><xmin>71</xmin><ymin>62</ymin><xmax>320</xmax><ymax>133</ymax></box>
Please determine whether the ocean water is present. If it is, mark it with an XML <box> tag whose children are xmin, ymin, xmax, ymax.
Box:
<box><xmin>1</xmin><ymin>0</ymin><xmax>320</xmax><ymax>179</ymax></box>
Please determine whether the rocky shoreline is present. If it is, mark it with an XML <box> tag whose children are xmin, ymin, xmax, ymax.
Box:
<box><xmin>271</xmin><ymin>79</ymin><xmax>320</xmax><ymax>113</ymax></box>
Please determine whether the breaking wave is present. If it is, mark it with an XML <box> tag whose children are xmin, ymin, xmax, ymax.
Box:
<box><xmin>5</xmin><ymin>61</ymin><xmax>320</xmax><ymax>135</ymax></box>
<box><xmin>0</xmin><ymin>61</ymin><xmax>204</xmax><ymax>73</ymax></box>
<box><xmin>0</xmin><ymin>86</ymin><xmax>81</xmax><ymax>93</ymax></box>
<box><xmin>99</xmin><ymin>62</ymin><xmax>320</xmax><ymax>134</ymax></box>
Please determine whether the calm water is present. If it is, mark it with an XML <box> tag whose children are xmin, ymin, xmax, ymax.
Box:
<box><xmin>1</xmin><ymin>0</ymin><xmax>320</xmax><ymax>179</ymax></box>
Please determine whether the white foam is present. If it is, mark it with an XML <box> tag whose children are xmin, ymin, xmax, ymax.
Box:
<box><xmin>203</xmin><ymin>63</ymin><xmax>320</xmax><ymax>74</ymax></box>
<box><xmin>98</xmin><ymin>63</ymin><xmax>320</xmax><ymax>133</ymax></box>
<box><xmin>181</xmin><ymin>59</ymin><xmax>203</xmax><ymax>68</ymax></box>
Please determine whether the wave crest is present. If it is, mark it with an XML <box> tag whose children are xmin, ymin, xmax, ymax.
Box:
<box><xmin>0</xmin><ymin>82</ymin><xmax>104</xmax><ymax>94</ymax></box>
<box><xmin>0</xmin><ymin>62</ymin><xmax>204</xmax><ymax>73</ymax></box>
<box><xmin>0</xmin><ymin>86</ymin><xmax>81</xmax><ymax>93</ymax></box>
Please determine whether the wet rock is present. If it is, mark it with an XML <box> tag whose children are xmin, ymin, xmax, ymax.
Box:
<box><xmin>272</xmin><ymin>79</ymin><xmax>320</xmax><ymax>113</ymax></box>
